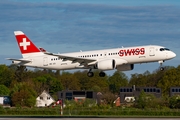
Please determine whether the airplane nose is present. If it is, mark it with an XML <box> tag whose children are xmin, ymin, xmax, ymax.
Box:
<box><xmin>171</xmin><ymin>52</ymin><xmax>176</xmax><ymax>58</ymax></box>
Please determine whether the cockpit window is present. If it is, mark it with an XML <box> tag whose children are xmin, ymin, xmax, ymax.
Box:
<box><xmin>160</xmin><ymin>48</ymin><xmax>164</xmax><ymax>51</ymax></box>
<box><xmin>164</xmin><ymin>48</ymin><xmax>170</xmax><ymax>51</ymax></box>
<box><xmin>160</xmin><ymin>48</ymin><xmax>170</xmax><ymax>51</ymax></box>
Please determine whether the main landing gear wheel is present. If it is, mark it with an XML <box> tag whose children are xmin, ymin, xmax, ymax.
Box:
<box><xmin>99</xmin><ymin>71</ymin><xmax>106</xmax><ymax>77</ymax></box>
<box><xmin>87</xmin><ymin>72</ymin><xmax>94</xmax><ymax>77</ymax></box>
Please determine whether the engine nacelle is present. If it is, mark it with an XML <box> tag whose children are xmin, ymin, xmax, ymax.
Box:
<box><xmin>117</xmin><ymin>64</ymin><xmax>134</xmax><ymax>71</ymax></box>
<box><xmin>12</xmin><ymin>61</ymin><xmax>21</xmax><ymax>64</ymax></box>
<box><xmin>95</xmin><ymin>59</ymin><xmax>115</xmax><ymax>70</ymax></box>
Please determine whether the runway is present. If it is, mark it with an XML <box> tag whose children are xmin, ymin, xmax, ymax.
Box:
<box><xmin>0</xmin><ymin>118</ymin><xmax>180</xmax><ymax>120</ymax></box>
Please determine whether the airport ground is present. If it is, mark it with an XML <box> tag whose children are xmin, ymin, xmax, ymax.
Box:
<box><xmin>0</xmin><ymin>117</ymin><xmax>180</xmax><ymax>120</ymax></box>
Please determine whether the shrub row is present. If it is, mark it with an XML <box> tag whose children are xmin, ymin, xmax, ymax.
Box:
<box><xmin>0</xmin><ymin>107</ymin><xmax>60</xmax><ymax>115</ymax></box>
<box><xmin>78</xmin><ymin>109</ymin><xmax>180</xmax><ymax>116</ymax></box>
<box><xmin>1</xmin><ymin>107</ymin><xmax>180</xmax><ymax>116</ymax></box>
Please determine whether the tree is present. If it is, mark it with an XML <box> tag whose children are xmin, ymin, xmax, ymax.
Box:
<box><xmin>74</xmin><ymin>70</ymin><xmax>109</xmax><ymax>92</ymax></box>
<box><xmin>0</xmin><ymin>84</ymin><xmax>10</xmax><ymax>95</ymax></box>
<box><xmin>129</xmin><ymin>72</ymin><xmax>148</xmax><ymax>87</ymax></box>
<box><xmin>87</xmin><ymin>70</ymin><xmax>109</xmax><ymax>92</ymax></box>
<box><xmin>135</xmin><ymin>90</ymin><xmax>147</xmax><ymax>109</ymax></box>
<box><xmin>14</xmin><ymin>66</ymin><xmax>27</xmax><ymax>82</ymax></box>
<box><xmin>11</xmin><ymin>89</ymin><xmax>36</xmax><ymax>107</ymax></box>
<box><xmin>73</xmin><ymin>70</ymin><xmax>90</xmax><ymax>90</ymax></box>
<box><xmin>108</xmin><ymin>71</ymin><xmax>128</xmax><ymax>93</ymax></box>
<box><xmin>49</xmin><ymin>77</ymin><xmax>63</xmax><ymax>94</ymax></box>
<box><xmin>157</xmin><ymin>66</ymin><xmax>180</xmax><ymax>96</ymax></box>
<box><xmin>60</xmin><ymin>72</ymin><xmax>81</xmax><ymax>90</ymax></box>
<box><xmin>132</xmin><ymin>85</ymin><xmax>168</xmax><ymax>109</ymax></box>
<box><xmin>91</xmin><ymin>85</ymin><xmax>101</xmax><ymax>92</ymax></box>
<box><xmin>101</xmin><ymin>91</ymin><xmax>117</xmax><ymax>107</ymax></box>
<box><xmin>0</xmin><ymin>65</ymin><xmax>14</xmax><ymax>87</ymax></box>
<box><xmin>11</xmin><ymin>82</ymin><xmax>37</xmax><ymax>107</ymax></box>
<box><xmin>33</xmin><ymin>74</ymin><xmax>63</xmax><ymax>94</ymax></box>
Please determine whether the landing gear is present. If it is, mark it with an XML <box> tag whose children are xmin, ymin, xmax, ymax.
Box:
<box><xmin>87</xmin><ymin>69</ymin><xmax>106</xmax><ymax>77</ymax></box>
<box><xmin>87</xmin><ymin>71</ymin><xmax>94</xmax><ymax>77</ymax></box>
<box><xmin>160</xmin><ymin>67</ymin><xmax>164</xmax><ymax>71</ymax></box>
<box><xmin>158</xmin><ymin>60</ymin><xmax>165</xmax><ymax>71</ymax></box>
<box><xmin>87</xmin><ymin>69</ymin><xmax>94</xmax><ymax>77</ymax></box>
<box><xmin>99</xmin><ymin>71</ymin><xmax>106</xmax><ymax>77</ymax></box>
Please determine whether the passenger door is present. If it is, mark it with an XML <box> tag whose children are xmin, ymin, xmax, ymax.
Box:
<box><xmin>43</xmin><ymin>57</ymin><xmax>48</xmax><ymax>66</ymax></box>
<box><xmin>149</xmin><ymin>47</ymin><xmax>155</xmax><ymax>56</ymax></box>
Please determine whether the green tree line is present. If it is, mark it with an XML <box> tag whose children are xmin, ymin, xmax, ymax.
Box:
<box><xmin>0</xmin><ymin>64</ymin><xmax>180</xmax><ymax>107</ymax></box>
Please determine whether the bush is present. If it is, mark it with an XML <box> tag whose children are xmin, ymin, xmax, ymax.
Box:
<box><xmin>169</xmin><ymin>95</ymin><xmax>180</xmax><ymax>109</ymax></box>
<box><xmin>135</xmin><ymin>90</ymin><xmax>167</xmax><ymax>109</ymax></box>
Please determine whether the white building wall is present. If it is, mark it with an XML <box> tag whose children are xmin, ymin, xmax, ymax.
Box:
<box><xmin>35</xmin><ymin>90</ymin><xmax>55</xmax><ymax>107</ymax></box>
<box><xmin>0</xmin><ymin>97</ymin><xmax>3</xmax><ymax>104</ymax></box>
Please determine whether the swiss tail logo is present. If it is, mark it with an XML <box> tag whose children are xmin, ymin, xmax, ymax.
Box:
<box><xmin>20</xmin><ymin>38</ymin><xmax>30</xmax><ymax>50</ymax></box>
<box><xmin>14</xmin><ymin>31</ymin><xmax>41</xmax><ymax>54</ymax></box>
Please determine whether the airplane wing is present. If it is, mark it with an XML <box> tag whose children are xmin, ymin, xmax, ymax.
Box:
<box><xmin>44</xmin><ymin>52</ymin><xmax>96</xmax><ymax>65</ymax></box>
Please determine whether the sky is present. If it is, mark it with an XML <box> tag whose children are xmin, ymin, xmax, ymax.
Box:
<box><xmin>0</xmin><ymin>0</ymin><xmax>180</xmax><ymax>78</ymax></box>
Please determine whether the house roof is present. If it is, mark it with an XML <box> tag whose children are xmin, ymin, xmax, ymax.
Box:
<box><xmin>37</xmin><ymin>90</ymin><xmax>55</xmax><ymax>102</ymax></box>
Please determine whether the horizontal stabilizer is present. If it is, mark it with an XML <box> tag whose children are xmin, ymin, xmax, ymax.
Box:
<box><xmin>6</xmin><ymin>58</ymin><xmax>31</xmax><ymax>63</ymax></box>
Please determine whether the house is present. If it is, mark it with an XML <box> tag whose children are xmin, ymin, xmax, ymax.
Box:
<box><xmin>57</xmin><ymin>90</ymin><xmax>97</xmax><ymax>101</ymax></box>
<box><xmin>35</xmin><ymin>90</ymin><xmax>55</xmax><ymax>107</ymax></box>
<box><xmin>119</xmin><ymin>87</ymin><xmax>161</xmax><ymax>103</ymax></box>
<box><xmin>74</xmin><ymin>97</ymin><xmax>86</xmax><ymax>104</ymax></box>
<box><xmin>0</xmin><ymin>96</ymin><xmax>11</xmax><ymax>106</ymax></box>
<box><xmin>113</xmin><ymin>97</ymin><xmax>121</xmax><ymax>106</ymax></box>
<box><xmin>170</xmin><ymin>87</ymin><xmax>180</xmax><ymax>97</ymax></box>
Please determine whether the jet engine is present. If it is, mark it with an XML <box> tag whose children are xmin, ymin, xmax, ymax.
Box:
<box><xmin>95</xmin><ymin>59</ymin><xmax>115</xmax><ymax>70</ymax></box>
<box><xmin>12</xmin><ymin>61</ymin><xmax>21</xmax><ymax>64</ymax></box>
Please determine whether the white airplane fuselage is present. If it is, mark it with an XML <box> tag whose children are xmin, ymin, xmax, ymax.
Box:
<box><xmin>18</xmin><ymin>45</ymin><xmax>175</xmax><ymax>70</ymax></box>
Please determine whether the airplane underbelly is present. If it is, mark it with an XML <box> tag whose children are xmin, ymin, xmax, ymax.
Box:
<box><xmin>48</xmin><ymin>62</ymin><xmax>79</xmax><ymax>70</ymax></box>
<box><xmin>125</xmin><ymin>56</ymin><xmax>147</xmax><ymax>63</ymax></box>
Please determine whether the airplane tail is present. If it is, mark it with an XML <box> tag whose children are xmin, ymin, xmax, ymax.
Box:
<box><xmin>14</xmin><ymin>31</ymin><xmax>43</xmax><ymax>58</ymax></box>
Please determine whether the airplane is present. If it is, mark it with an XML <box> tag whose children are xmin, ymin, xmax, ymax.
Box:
<box><xmin>7</xmin><ymin>31</ymin><xmax>176</xmax><ymax>77</ymax></box>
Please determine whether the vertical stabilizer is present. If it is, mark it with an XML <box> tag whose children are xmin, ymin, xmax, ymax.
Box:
<box><xmin>14</xmin><ymin>31</ymin><xmax>43</xmax><ymax>58</ymax></box>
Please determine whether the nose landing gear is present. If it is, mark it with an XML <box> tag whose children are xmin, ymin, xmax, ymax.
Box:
<box><xmin>160</xmin><ymin>67</ymin><xmax>164</xmax><ymax>71</ymax></box>
<box><xmin>159</xmin><ymin>60</ymin><xmax>165</xmax><ymax>71</ymax></box>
